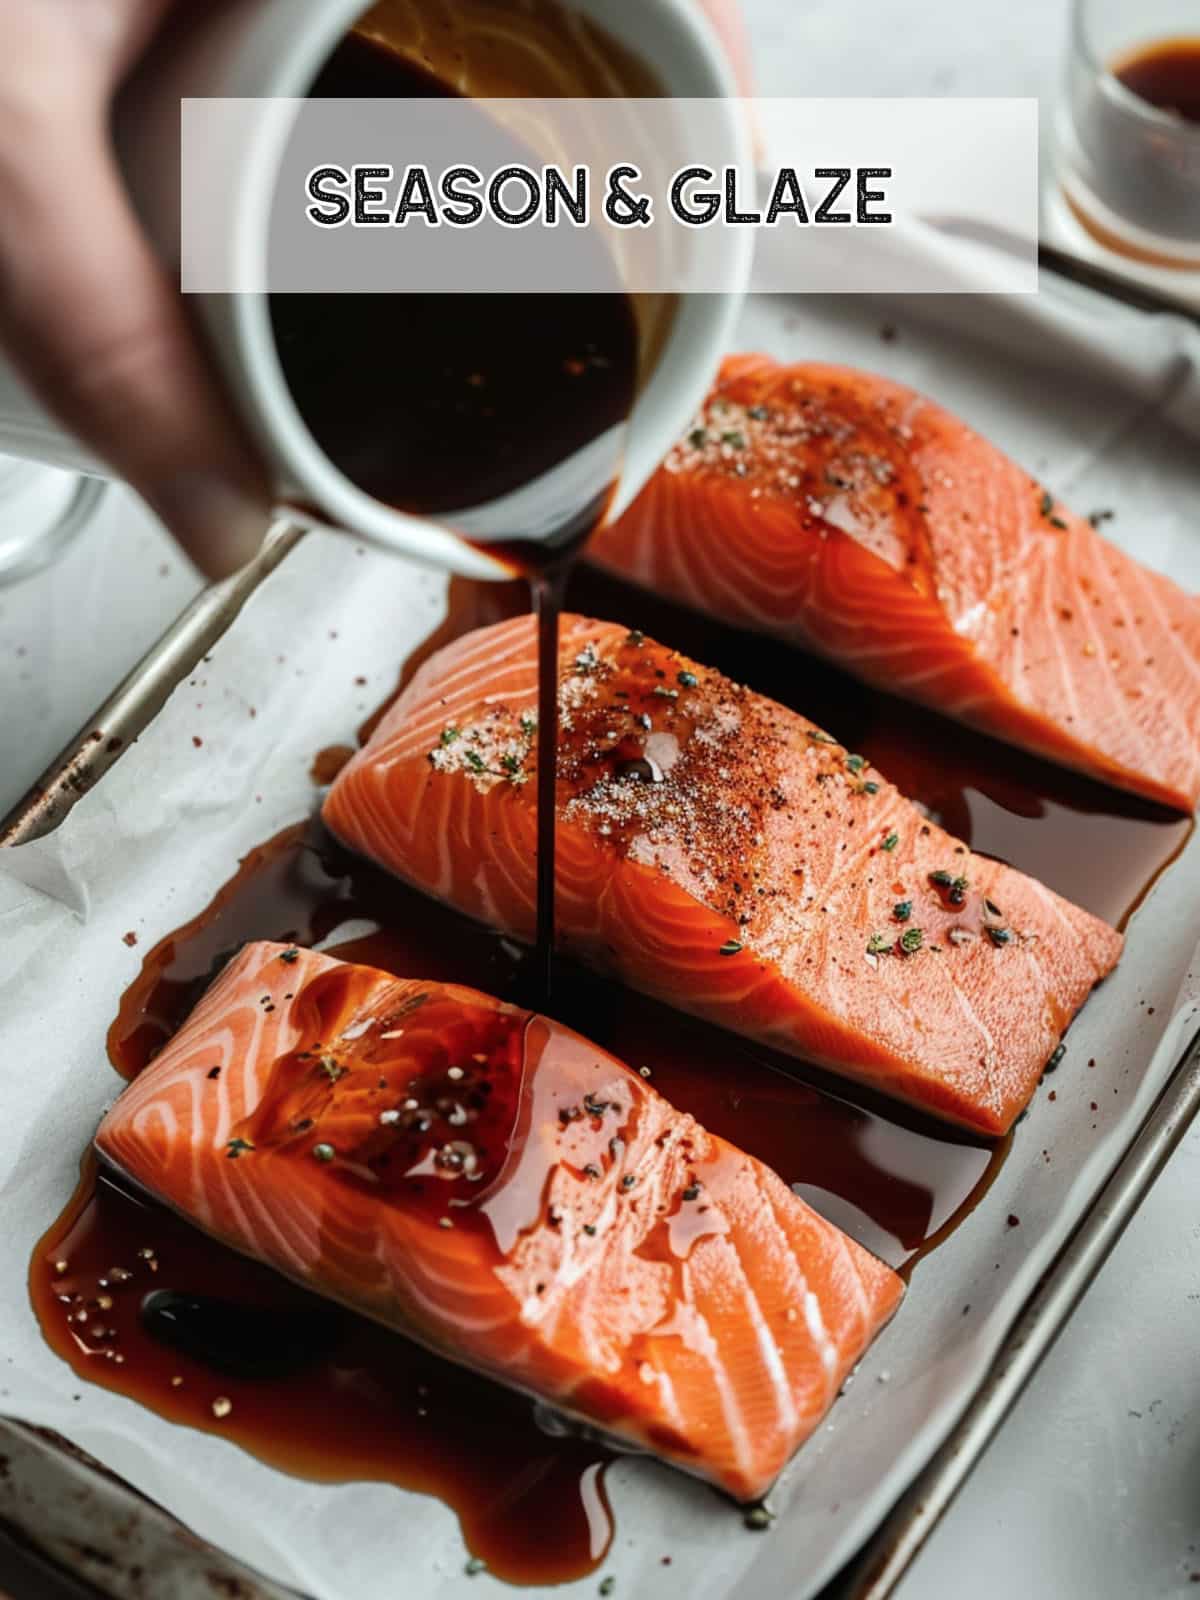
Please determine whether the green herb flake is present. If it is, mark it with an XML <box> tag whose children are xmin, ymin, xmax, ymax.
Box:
<box><xmin>677</xmin><ymin>669</ymin><xmax>699</xmax><ymax>689</ymax></box>
<box><xmin>688</xmin><ymin>428</ymin><xmax>708</xmax><ymax>450</ymax></box>
<box><xmin>719</xmin><ymin>938</ymin><xmax>744</xmax><ymax>956</ymax></box>
<box><xmin>318</xmin><ymin>1055</ymin><xmax>346</xmax><ymax>1083</ymax></box>
<box><xmin>439</xmin><ymin>725</ymin><xmax>461</xmax><ymax>747</ymax></box>
<box><xmin>893</xmin><ymin>900</ymin><xmax>912</xmax><ymax>923</ymax></box>
<box><xmin>807</xmin><ymin>729</ymin><xmax>837</xmax><ymax>745</ymax></box>
<box><xmin>1044</xmin><ymin>1042</ymin><xmax>1066</xmax><ymax>1074</ymax></box>
<box><xmin>881</xmin><ymin>831</ymin><xmax>900</xmax><ymax>852</ymax></box>
<box><xmin>857</xmin><ymin>780</ymin><xmax>880</xmax><ymax>796</ymax></box>
<box><xmin>625</xmin><ymin>629</ymin><xmax>645</xmax><ymax>647</ymax></box>
<box><xmin>599</xmin><ymin>1579</ymin><xmax>617</xmax><ymax>1597</ymax></box>
<box><xmin>312</xmin><ymin>1142</ymin><xmax>336</xmax><ymax>1164</ymax></box>
<box><xmin>1049</xmin><ymin>514</ymin><xmax>1068</xmax><ymax>530</ymax></box>
<box><xmin>464</xmin><ymin>1557</ymin><xmax>487</xmax><ymax>1577</ymax></box>
<box><xmin>899</xmin><ymin>927</ymin><xmax>924</xmax><ymax>954</ymax></box>
<box><xmin>225</xmin><ymin>1137</ymin><xmax>255</xmax><ymax>1159</ymax></box>
<box><xmin>845</xmin><ymin>753</ymin><xmax>867</xmax><ymax>773</ymax></box>
<box><xmin>747</xmin><ymin>404</ymin><xmax>770</xmax><ymax>421</ymax></box>
<box><xmin>278</xmin><ymin>947</ymin><xmax>300</xmax><ymax>965</ymax></box>
<box><xmin>743</xmin><ymin>1505</ymin><xmax>773</xmax><ymax>1532</ymax></box>
<box><xmin>519</xmin><ymin>712</ymin><xmax>537</xmax><ymax>735</ymax></box>
<box><xmin>867</xmin><ymin>933</ymin><xmax>892</xmax><ymax>956</ymax></box>
<box><xmin>652</xmin><ymin>685</ymin><xmax>679</xmax><ymax>700</ymax></box>
<box><xmin>721</xmin><ymin>430</ymin><xmax>746</xmax><ymax>449</ymax></box>
<box><xmin>986</xmin><ymin>925</ymin><xmax>1013</xmax><ymax>947</ymax></box>
<box><xmin>500</xmin><ymin>753</ymin><xmax>522</xmax><ymax>777</ymax></box>
<box><xmin>1039</xmin><ymin>489</ymin><xmax>1054</xmax><ymax>518</ymax></box>
<box><xmin>464</xmin><ymin>750</ymin><xmax>486</xmax><ymax>774</ymax></box>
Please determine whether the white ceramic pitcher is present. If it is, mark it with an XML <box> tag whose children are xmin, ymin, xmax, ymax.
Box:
<box><xmin>0</xmin><ymin>0</ymin><xmax>750</xmax><ymax>580</ymax></box>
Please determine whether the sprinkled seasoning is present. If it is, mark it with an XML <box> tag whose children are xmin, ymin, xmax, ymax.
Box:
<box><xmin>278</xmin><ymin>947</ymin><xmax>300</xmax><ymax>964</ymax></box>
<box><xmin>688</xmin><ymin>428</ymin><xmax>707</xmax><ymax>449</ymax></box>
<box><xmin>807</xmin><ymin>729</ymin><xmax>837</xmax><ymax>745</ymax></box>
<box><xmin>719</xmin><ymin>939</ymin><xmax>743</xmax><ymax>956</ymax></box>
<box><xmin>743</xmin><ymin>1505</ymin><xmax>773</xmax><ymax>1532</ymax></box>
<box><xmin>856</xmin><ymin>780</ymin><xmax>880</xmax><ymax>796</ymax></box>
<box><xmin>1044</xmin><ymin>1043</ymin><xmax>1066</xmax><ymax>1074</ymax></box>
<box><xmin>625</xmin><ymin>629</ymin><xmax>645</xmax><ymax>646</ymax></box>
<box><xmin>985</xmin><ymin>925</ymin><xmax>1013</xmax><ymax>946</ymax></box>
<box><xmin>892</xmin><ymin>900</ymin><xmax>912</xmax><ymax>923</ymax></box>
<box><xmin>212</xmin><ymin>1396</ymin><xmax>233</xmax><ymax>1419</ymax></box>
<box><xmin>881</xmin><ymin>832</ymin><xmax>899</xmax><ymax>852</ymax></box>
<box><xmin>845</xmin><ymin>754</ymin><xmax>867</xmax><ymax>773</ymax></box>
<box><xmin>866</xmin><ymin>933</ymin><xmax>892</xmax><ymax>956</ymax></box>
<box><xmin>682</xmin><ymin>1184</ymin><xmax>701</xmax><ymax>1202</ymax></box>
<box><xmin>465</xmin><ymin>1557</ymin><xmax>487</xmax><ymax>1577</ymax></box>
<box><xmin>312</xmin><ymin>1142</ymin><xmax>336</xmax><ymax>1163</ymax></box>
<box><xmin>599</xmin><ymin>1578</ymin><xmax>616</xmax><ymax>1596</ymax></box>
<box><xmin>929</xmin><ymin>869</ymin><xmax>968</xmax><ymax>906</ymax></box>
<box><xmin>677</xmin><ymin>670</ymin><xmax>698</xmax><ymax>689</ymax></box>
<box><xmin>318</xmin><ymin>1055</ymin><xmax>346</xmax><ymax>1082</ymax></box>
<box><xmin>225</xmin><ymin>1137</ymin><xmax>254</xmax><ymax>1159</ymax></box>
<box><xmin>464</xmin><ymin>750</ymin><xmax>487</xmax><ymax>774</ymax></box>
<box><xmin>439</xmin><ymin>725</ymin><xmax>461</xmax><ymax>746</ymax></box>
<box><xmin>899</xmin><ymin>927</ymin><xmax>924</xmax><ymax>954</ymax></box>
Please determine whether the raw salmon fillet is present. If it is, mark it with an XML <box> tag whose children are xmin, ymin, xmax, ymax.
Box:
<box><xmin>589</xmin><ymin>354</ymin><xmax>1200</xmax><ymax>812</ymax></box>
<box><xmin>95</xmin><ymin>941</ymin><xmax>901</xmax><ymax>1501</ymax></box>
<box><xmin>323</xmin><ymin>615</ymin><xmax>1123</xmax><ymax>1135</ymax></box>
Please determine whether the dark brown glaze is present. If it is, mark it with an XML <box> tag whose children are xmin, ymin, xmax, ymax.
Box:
<box><xmin>32</xmin><ymin>1159</ymin><xmax>614</xmax><ymax>1585</ymax></box>
<box><xmin>234</xmin><ymin>976</ymin><xmax>534</xmax><ymax>1230</ymax></box>
<box><xmin>1114</xmin><ymin>36</ymin><xmax>1200</xmax><ymax>123</ymax></box>
<box><xmin>271</xmin><ymin>33</ymin><xmax>644</xmax><ymax>1009</ymax></box>
<box><xmin>310</xmin><ymin>743</ymin><xmax>356</xmax><ymax>785</ymax></box>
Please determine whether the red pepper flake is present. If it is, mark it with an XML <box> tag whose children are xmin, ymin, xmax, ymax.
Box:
<box><xmin>1006</xmin><ymin>1214</ymin><xmax>1020</xmax><ymax>1228</ymax></box>
<box><xmin>122</xmin><ymin>931</ymin><xmax>138</xmax><ymax>948</ymax></box>
<box><xmin>192</xmin><ymin>736</ymin><xmax>203</xmax><ymax>749</ymax></box>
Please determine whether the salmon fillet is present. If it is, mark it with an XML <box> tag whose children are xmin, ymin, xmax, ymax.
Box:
<box><xmin>323</xmin><ymin>615</ymin><xmax>1123</xmax><ymax>1135</ymax></box>
<box><xmin>589</xmin><ymin>354</ymin><xmax>1200</xmax><ymax>813</ymax></box>
<box><xmin>95</xmin><ymin>941</ymin><xmax>902</xmax><ymax>1501</ymax></box>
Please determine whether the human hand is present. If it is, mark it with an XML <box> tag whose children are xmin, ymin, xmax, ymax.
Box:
<box><xmin>0</xmin><ymin>0</ymin><xmax>271</xmax><ymax>579</ymax></box>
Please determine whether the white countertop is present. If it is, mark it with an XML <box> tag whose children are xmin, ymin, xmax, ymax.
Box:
<box><xmin>1</xmin><ymin>2</ymin><xmax>1197</xmax><ymax>1595</ymax></box>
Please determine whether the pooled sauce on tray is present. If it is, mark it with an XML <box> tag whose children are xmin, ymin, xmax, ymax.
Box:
<box><xmin>32</xmin><ymin>561</ymin><xmax>1189</xmax><ymax>1585</ymax></box>
<box><xmin>37</xmin><ymin>825</ymin><xmax>1003</xmax><ymax>1585</ymax></box>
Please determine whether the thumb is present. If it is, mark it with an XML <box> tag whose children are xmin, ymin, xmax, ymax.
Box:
<box><xmin>0</xmin><ymin>106</ymin><xmax>272</xmax><ymax>579</ymax></box>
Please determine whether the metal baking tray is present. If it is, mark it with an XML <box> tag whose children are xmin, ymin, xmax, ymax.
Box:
<box><xmin>3</xmin><ymin>292</ymin><xmax>1200</xmax><ymax>1600</ymax></box>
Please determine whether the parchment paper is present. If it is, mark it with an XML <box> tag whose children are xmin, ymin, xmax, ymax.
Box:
<box><xmin>2</xmin><ymin>283</ymin><xmax>1199</xmax><ymax>1600</ymax></box>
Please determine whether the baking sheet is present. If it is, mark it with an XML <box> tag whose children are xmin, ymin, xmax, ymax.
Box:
<box><xmin>2</xmin><ymin>289</ymin><xmax>1200</xmax><ymax>1600</ymax></box>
